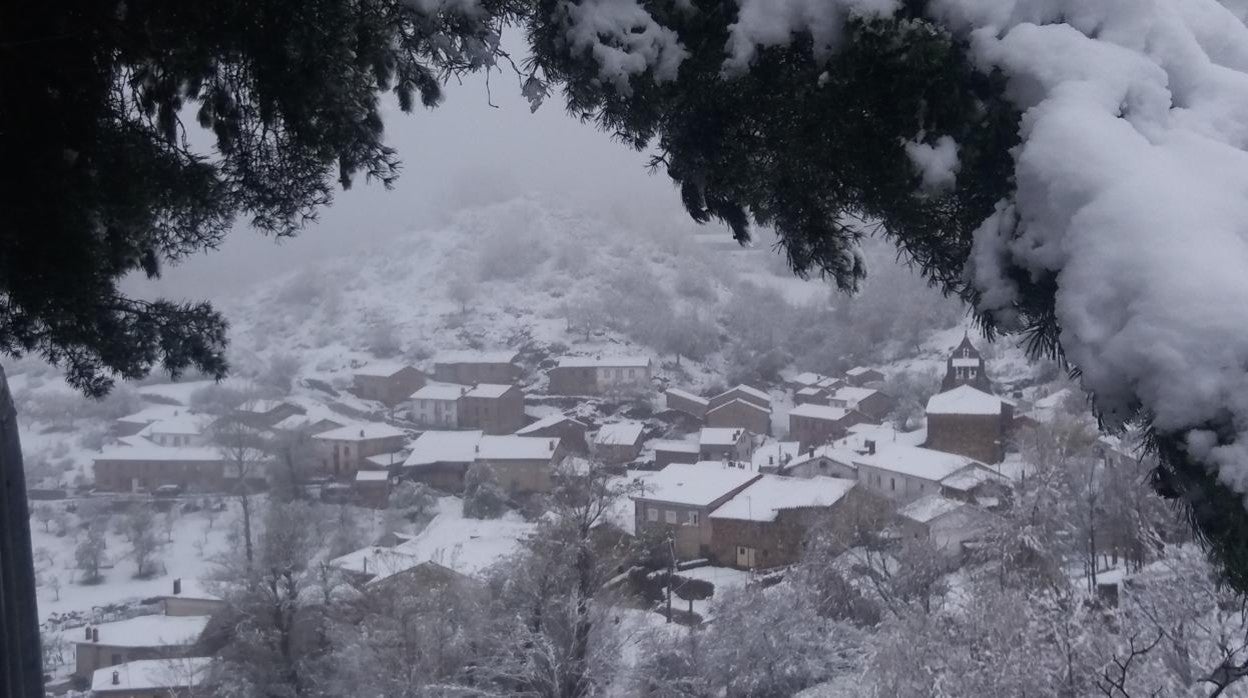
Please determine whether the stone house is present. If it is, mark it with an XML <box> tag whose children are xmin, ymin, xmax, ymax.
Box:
<box><xmin>632</xmin><ymin>463</ymin><xmax>761</xmax><ymax>559</ymax></box>
<box><xmin>75</xmin><ymin>615</ymin><xmax>210</xmax><ymax>679</ymax></box>
<box><xmin>516</xmin><ymin>413</ymin><xmax>588</xmax><ymax>454</ymax></box>
<box><xmin>788</xmin><ymin>404</ymin><xmax>866</xmax><ymax>451</ymax></box>
<box><xmin>594</xmin><ymin>422</ymin><xmax>646</xmax><ymax>464</ymax></box>
<box><xmin>232</xmin><ymin>400</ymin><xmax>305</xmax><ymax>430</ymax></box>
<box><xmin>708</xmin><ymin>475</ymin><xmax>877</xmax><ymax>569</ymax></box>
<box><xmin>475</xmin><ymin>435</ymin><xmax>565</xmax><ymax>494</ymax></box>
<box><xmin>402</xmin><ymin>430</ymin><xmax>483</xmax><ymax>491</ymax></box>
<box><xmin>408</xmin><ymin>383</ymin><xmax>468</xmax><ymax>429</ymax></box>
<box><xmin>113</xmin><ymin>405</ymin><xmax>184</xmax><ymax>437</ymax></box>
<box><xmin>459</xmin><ymin>383</ymin><xmax>525</xmax><ymax>434</ymax></box>
<box><xmin>653</xmin><ymin>440</ymin><xmax>701</xmax><ymax>468</ymax></box>
<box><xmin>708</xmin><ymin>384</ymin><xmax>771</xmax><ymax>411</ymax></box>
<box><xmin>939</xmin><ymin>466</ymin><xmax>1012</xmax><ymax>509</ymax></box>
<box><xmin>93</xmin><ymin>439</ymin><xmax>228</xmax><ymax>493</ymax></box>
<box><xmin>312</xmin><ymin>423</ymin><xmax>408</xmax><ymax>479</ymax></box>
<box><xmin>158</xmin><ymin>579</ymin><xmax>226</xmax><ymax>617</ymax></box>
<box><xmin>665</xmin><ymin>388</ymin><xmax>709</xmax><ymax>420</ymax></box>
<box><xmin>828</xmin><ymin>386</ymin><xmax>896</xmax><ymax>423</ymax></box>
<box><xmin>547</xmin><ymin>356</ymin><xmax>652</xmax><ymax>395</ymax></box>
<box><xmin>138</xmin><ymin>414</ymin><xmax>213</xmax><ymax>448</ymax></box>
<box><xmin>432</xmin><ymin>350</ymin><xmax>519</xmax><ymax>385</ymax></box>
<box><xmin>91</xmin><ymin>657</ymin><xmax>213</xmax><ymax>698</ymax></box>
<box><xmin>895</xmin><ymin>494</ymin><xmax>1000</xmax><ymax>552</ymax></box>
<box><xmin>924</xmin><ymin>384</ymin><xmax>1014</xmax><ymax>464</ymax></box>
<box><xmin>845</xmin><ymin>366</ymin><xmax>885</xmax><ymax>387</ymax></box>
<box><xmin>940</xmin><ymin>335</ymin><xmax>993</xmax><ymax>393</ymax></box>
<box><xmin>353</xmin><ymin>364</ymin><xmax>427</xmax><ymax>406</ymax></box>
<box><xmin>777</xmin><ymin>445</ymin><xmax>859</xmax><ymax>480</ymax></box>
<box><xmin>749</xmin><ymin>441</ymin><xmax>801</xmax><ymax>473</ymax></box>
<box><xmin>786</xmin><ymin>372</ymin><xmax>832</xmax><ymax>393</ymax></box>
<box><xmin>853</xmin><ymin>444</ymin><xmax>996</xmax><ymax>505</ymax></box>
<box><xmin>354</xmin><ymin>469</ymin><xmax>392</xmax><ymax>508</ymax></box>
<box><xmin>794</xmin><ymin>386</ymin><xmax>828</xmax><ymax>405</ymax></box>
<box><xmin>705</xmin><ymin>398</ymin><xmax>771</xmax><ymax>436</ymax></box>
<box><xmin>698</xmin><ymin>427</ymin><xmax>753</xmax><ymax>462</ymax></box>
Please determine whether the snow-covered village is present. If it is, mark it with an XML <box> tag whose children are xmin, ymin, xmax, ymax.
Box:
<box><xmin>10</xmin><ymin>1</ymin><xmax>1248</xmax><ymax>697</ymax></box>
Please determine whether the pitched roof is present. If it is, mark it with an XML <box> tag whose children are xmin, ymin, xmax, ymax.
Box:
<box><xmin>95</xmin><ymin>438</ymin><xmax>224</xmax><ymax>463</ymax></box>
<box><xmin>791</xmin><ymin>371</ymin><xmax>829</xmax><ymax>387</ymax></box>
<box><xmin>477</xmin><ymin>435</ymin><xmax>560</xmax><ymax>460</ymax></box>
<box><xmin>139</xmin><ymin>413</ymin><xmax>212</xmax><ymax>436</ymax></box>
<box><xmin>653</xmin><ymin>440</ymin><xmax>701</xmax><ymax>454</ymax></box>
<box><xmin>158</xmin><ymin>577</ymin><xmax>221</xmax><ymax>602</ymax></box>
<box><xmin>404</xmin><ymin>430</ymin><xmax>484</xmax><ymax>466</ymax></box>
<box><xmin>939</xmin><ymin>465</ymin><xmax>1005</xmax><ymax>492</ymax></box>
<box><xmin>707</xmin><ymin>397</ymin><xmax>770</xmax><ymax>415</ymax></box>
<box><xmin>355</xmin><ymin>470</ymin><xmax>390</xmax><ymax>482</ymax></box>
<box><xmin>846</xmin><ymin>366</ymin><xmax>879</xmax><ymax>377</ymax></box>
<box><xmin>464</xmin><ymin>383</ymin><xmax>515</xmax><ymax>399</ymax></box>
<box><xmin>795</xmin><ymin>386</ymin><xmax>825</xmax><ymax>397</ymax></box>
<box><xmin>92</xmin><ymin>657</ymin><xmax>213</xmax><ymax>693</ymax></box>
<box><xmin>595</xmin><ymin>422</ymin><xmax>645</xmax><ymax>446</ymax></box>
<box><xmin>710</xmin><ymin>475</ymin><xmax>856</xmax><ymax>521</ymax></box>
<box><xmin>789</xmin><ymin>403</ymin><xmax>853</xmax><ymax>421</ymax></box>
<box><xmin>385</xmin><ymin>513</ymin><xmax>535</xmax><ymax>578</ymax></box>
<box><xmin>750</xmin><ymin>441</ymin><xmax>802</xmax><ymax>470</ymax></box>
<box><xmin>699</xmin><ymin>427</ymin><xmax>746</xmax><ymax>446</ymax></box>
<box><xmin>116</xmin><ymin>405</ymin><xmax>185</xmax><ymax>426</ymax></box>
<box><xmin>665</xmin><ymin>387</ymin><xmax>709</xmax><ymax>406</ymax></box>
<box><xmin>556</xmin><ymin>355</ymin><xmax>650</xmax><ymax>368</ymax></box>
<box><xmin>516</xmin><ymin>413</ymin><xmax>585</xmax><ymax>434</ymax></box>
<box><xmin>81</xmin><ymin>615</ymin><xmax>210</xmax><ymax>648</ymax></box>
<box><xmin>832</xmin><ymin>386</ymin><xmax>877</xmax><ymax>403</ymax></box>
<box><xmin>634</xmin><ymin>462</ymin><xmax>760</xmax><ymax>506</ymax></box>
<box><xmin>853</xmin><ymin>445</ymin><xmax>982</xmax><ymax>481</ymax></box>
<box><xmin>715</xmin><ymin>384</ymin><xmax>770</xmax><ymax>402</ymax></box>
<box><xmin>410</xmin><ymin>383</ymin><xmax>468</xmax><ymax>401</ymax></box>
<box><xmin>354</xmin><ymin>362</ymin><xmax>417</xmax><ymax>378</ymax></box>
<box><xmin>313</xmin><ymin>422</ymin><xmax>407</xmax><ymax>441</ymax></box>
<box><xmin>897</xmin><ymin>494</ymin><xmax>968</xmax><ymax>524</ymax></box>
<box><xmin>926</xmin><ymin>385</ymin><xmax>1003</xmax><ymax>416</ymax></box>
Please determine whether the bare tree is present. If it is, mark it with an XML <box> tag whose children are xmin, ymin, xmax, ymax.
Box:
<box><xmin>74</xmin><ymin>522</ymin><xmax>106</xmax><ymax>584</ymax></box>
<box><xmin>120</xmin><ymin>505</ymin><xmax>160</xmax><ymax>578</ymax></box>
<box><xmin>47</xmin><ymin>574</ymin><xmax>61</xmax><ymax>601</ymax></box>
<box><xmin>448</xmin><ymin>276</ymin><xmax>475</xmax><ymax>315</ymax></box>
<box><xmin>32</xmin><ymin>504</ymin><xmax>54</xmax><ymax>533</ymax></box>
<box><xmin>212</xmin><ymin>415</ymin><xmax>270</xmax><ymax>567</ymax></box>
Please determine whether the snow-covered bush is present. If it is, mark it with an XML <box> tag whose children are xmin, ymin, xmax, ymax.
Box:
<box><xmin>462</xmin><ymin>463</ymin><xmax>508</xmax><ymax>519</ymax></box>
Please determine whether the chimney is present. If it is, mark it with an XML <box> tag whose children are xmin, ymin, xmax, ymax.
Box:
<box><xmin>173</xmin><ymin>578</ymin><xmax>182</xmax><ymax>595</ymax></box>
<box><xmin>865</xmin><ymin>439</ymin><xmax>876</xmax><ymax>456</ymax></box>
<box><xmin>92</xmin><ymin>628</ymin><xmax>99</xmax><ymax>643</ymax></box>
<box><xmin>549</xmin><ymin>439</ymin><xmax>556</xmax><ymax>452</ymax></box>
<box><xmin>112</xmin><ymin>670</ymin><xmax>120</xmax><ymax>686</ymax></box>
<box><xmin>359</xmin><ymin>429</ymin><xmax>365</xmax><ymax>438</ymax></box>
<box><xmin>85</xmin><ymin>626</ymin><xmax>93</xmax><ymax>641</ymax></box>
<box><xmin>362</xmin><ymin>556</ymin><xmax>368</xmax><ymax>574</ymax></box>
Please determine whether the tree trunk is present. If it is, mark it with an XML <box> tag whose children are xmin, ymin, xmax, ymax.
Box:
<box><xmin>240</xmin><ymin>490</ymin><xmax>254</xmax><ymax>567</ymax></box>
<box><xmin>0</xmin><ymin>364</ymin><xmax>45</xmax><ymax>697</ymax></box>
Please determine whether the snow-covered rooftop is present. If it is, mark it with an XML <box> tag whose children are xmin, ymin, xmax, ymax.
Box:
<box><xmin>313</xmin><ymin>422</ymin><xmax>407</xmax><ymax>442</ymax></box>
<box><xmin>330</xmin><ymin>545</ymin><xmax>424</xmax><ymax>578</ymax></box>
<box><xmin>271</xmin><ymin>414</ymin><xmax>344</xmax><ymax>434</ymax></box>
<box><xmin>353</xmin><ymin>362</ymin><xmax>416</xmax><ymax>378</ymax></box>
<box><xmin>238</xmin><ymin>399</ymin><xmax>290</xmax><ymax>414</ymax></box>
<box><xmin>795</xmin><ymin>387</ymin><xmax>825</xmax><ymax>397</ymax></box>
<box><xmin>159</xmin><ymin>578</ymin><xmax>221</xmax><ymax>602</ymax></box>
<box><xmin>410</xmin><ymin>384</ymin><xmax>468</xmax><ymax>401</ymax></box>
<box><xmin>926</xmin><ymin>385</ymin><xmax>1004</xmax><ymax>416</ymax></box>
<box><xmin>516</xmin><ymin>413</ymin><xmax>584</xmax><ymax>434</ymax></box>
<box><xmin>365</xmin><ymin>451</ymin><xmax>407</xmax><ymax>468</ymax></box>
<box><xmin>557</xmin><ymin>355</ymin><xmax>650</xmax><ymax>368</ymax></box>
<box><xmin>652</xmin><ymin>440</ymin><xmax>700</xmax><ymax>454</ymax></box>
<box><xmin>139</xmin><ymin>413</ymin><xmax>212</xmax><ymax>436</ymax></box>
<box><xmin>940</xmin><ymin>466</ymin><xmax>1005</xmax><ymax>492</ymax></box>
<box><xmin>381</xmin><ymin>513</ymin><xmax>534</xmax><ymax>579</ymax></box>
<box><xmin>699</xmin><ymin>427</ymin><xmax>745</xmax><ymax>446</ymax></box>
<box><xmin>96</xmin><ymin>438</ymin><xmax>223</xmax><ymax>463</ymax></box>
<box><xmin>116</xmin><ymin>405</ymin><xmax>185</xmax><ymax>426</ymax></box>
<box><xmin>355</xmin><ymin>470</ymin><xmax>390</xmax><ymax>482</ymax></box>
<box><xmin>789</xmin><ymin>403</ymin><xmax>853</xmax><ymax>421</ymax></box>
<box><xmin>707</xmin><ymin>398</ymin><xmax>769</xmax><ymax>415</ymax></box>
<box><xmin>716</xmin><ymin>384</ymin><xmax>770</xmax><ymax>402</ymax></box>
<box><xmin>477</xmin><ymin>435</ymin><xmax>560</xmax><ymax>460</ymax></box>
<box><xmin>853</xmin><ymin>445</ymin><xmax>982</xmax><ymax>482</ymax></box>
<box><xmin>464</xmin><ymin>383</ymin><xmax>514</xmax><ymax>399</ymax></box>
<box><xmin>665</xmin><ymin>387</ymin><xmax>709</xmax><ymax>405</ymax></box>
<box><xmin>846</xmin><ymin>367</ymin><xmax>878</xmax><ymax>377</ymax></box>
<box><xmin>92</xmin><ymin>657</ymin><xmax>213</xmax><ymax>693</ymax></box>
<box><xmin>82</xmin><ymin>615</ymin><xmax>210</xmax><ymax>648</ymax></box>
<box><xmin>791</xmin><ymin>371</ymin><xmax>829</xmax><ymax>387</ymax></box>
<box><xmin>404</xmin><ymin>430</ymin><xmax>484</xmax><ymax>466</ymax></box>
<box><xmin>837</xmin><ymin>424</ymin><xmax>927</xmax><ymax>450</ymax></box>
<box><xmin>897</xmin><ymin>494</ymin><xmax>967</xmax><ymax>524</ymax></box>
<box><xmin>435</xmin><ymin>349</ymin><xmax>518</xmax><ymax>364</ymax></box>
<box><xmin>595</xmin><ymin>421</ymin><xmax>645</xmax><ymax>446</ymax></box>
<box><xmin>710</xmin><ymin>475</ymin><xmax>856</xmax><ymax>521</ymax></box>
<box><xmin>750</xmin><ymin>441</ymin><xmax>801</xmax><ymax>470</ymax></box>
<box><xmin>634</xmin><ymin>462</ymin><xmax>759</xmax><ymax>506</ymax></box>
<box><xmin>832</xmin><ymin>386</ymin><xmax>877</xmax><ymax>404</ymax></box>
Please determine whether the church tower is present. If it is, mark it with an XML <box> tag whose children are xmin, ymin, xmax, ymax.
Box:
<box><xmin>940</xmin><ymin>334</ymin><xmax>992</xmax><ymax>393</ymax></box>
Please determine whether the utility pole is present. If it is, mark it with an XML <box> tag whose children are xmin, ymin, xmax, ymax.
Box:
<box><xmin>666</xmin><ymin>536</ymin><xmax>676</xmax><ymax>623</ymax></box>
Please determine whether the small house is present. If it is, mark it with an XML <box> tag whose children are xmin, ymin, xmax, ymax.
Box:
<box><xmin>354</xmin><ymin>469</ymin><xmax>392</xmax><ymax>508</ymax></box>
<box><xmin>665</xmin><ymin>388</ymin><xmax>710</xmax><ymax>420</ymax></box>
<box><xmin>793</xmin><ymin>386</ymin><xmax>828</xmax><ymax>405</ymax></box>
<box><xmin>475</xmin><ymin>435</ymin><xmax>565</xmax><ymax>494</ymax></box>
<box><xmin>786</xmin><ymin>371</ymin><xmax>832</xmax><ymax>393</ymax></box>
<box><xmin>895</xmin><ymin>494</ymin><xmax>999</xmax><ymax>552</ymax></box>
<box><xmin>432</xmin><ymin>350</ymin><xmax>520</xmax><ymax>385</ymax></box>
<box><xmin>91</xmin><ymin>657</ymin><xmax>213</xmax><ymax>698</ymax></box>
<box><xmin>788</xmin><ymin>404</ymin><xmax>865</xmax><ymax>451</ymax></box>
<box><xmin>707</xmin><ymin>384</ymin><xmax>771</xmax><ymax>411</ymax></box>
<box><xmin>459</xmin><ymin>383</ymin><xmax>525</xmax><ymax>434</ymax></box>
<box><xmin>402</xmin><ymin>430</ymin><xmax>483</xmax><ymax>491</ymax></box>
<box><xmin>93</xmin><ymin>439</ymin><xmax>228</xmax><ymax>493</ymax></box>
<box><xmin>705</xmin><ymin>397</ymin><xmax>771</xmax><ymax>436</ymax></box>
<box><xmin>632</xmin><ymin>462</ymin><xmax>762</xmax><ymax>559</ymax></box>
<box><xmin>547</xmin><ymin>356</ymin><xmax>652</xmax><ymax>395</ymax></box>
<box><xmin>708</xmin><ymin>475</ymin><xmax>867</xmax><ymax>569</ymax></box>
<box><xmin>844</xmin><ymin>366</ymin><xmax>885</xmax><ymax>387</ymax></box>
<box><xmin>113</xmin><ymin>405</ymin><xmax>185</xmax><ymax>437</ymax></box>
<box><xmin>698</xmin><ymin>427</ymin><xmax>753</xmax><ymax>463</ymax></box>
<box><xmin>353</xmin><ymin>363</ymin><xmax>427</xmax><ymax>406</ymax></box>
<box><xmin>652</xmin><ymin>440</ymin><xmax>701</xmax><ymax>468</ymax></box>
<box><xmin>924</xmin><ymin>384</ymin><xmax>1014</xmax><ymax>464</ymax></box>
<box><xmin>777</xmin><ymin>445</ymin><xmax>859</xmax><ymax>480</ymax></box>
<box><xmin>138</xmin><ymin>414</ymin><xmax>213</xmax><ymax>448</ymax></box>
<box><xmin>75</xmin><ymin>615</ymin><xmax>211</xmax><ymax>679</ymax></box>
<box><xmin>158</xmin><ymin>578</ymin><xmax>225</xmax><ymax>617</ymax></box>
<box><xmin>749</xmin><ymin>441</ymin><xmax>801</xmax><ymax>473</ymax></box>
<box><xmin>852</xmin><ymin>444</ymin><xmax>995</xmax><ymax>504</ymax></box>
<box><xmin>828</xmin><ymin>386</ymin><xmax>896</xmax><ymax>423</ymax></box>
<box><xmin>312</xmin><ymin>423</ymin><xmax>408</xmax><ymax>479</ymax></box>
<box><xmin>594</xmin><ymin>422</ymin><xmax>646</xmax><ymax>464</ymax></box>
<box><xmin>231</xmin><ymin>400</ymin><xmax>306</xmax><ymax>430</ymax></box>
<box><xmin>408</xmin><ymin>383</ymin><xmax>468</xmax><ymax>429</ymax></box>
<box><xmin>516</xmin><ymin>413</ymin><xmax>588</xmax><ymax>453</ymax></box>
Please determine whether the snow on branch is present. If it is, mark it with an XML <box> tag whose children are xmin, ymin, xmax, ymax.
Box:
<box><xmin>557</xmin><ymin>0</ymin><xmax>689</xmax><ymax>94</ymax></box>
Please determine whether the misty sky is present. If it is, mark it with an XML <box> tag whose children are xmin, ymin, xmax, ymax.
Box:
<box><xmin>128</xmin><ymin>34</ymin><xmax>700</xmax><ymax>304</ymax></box>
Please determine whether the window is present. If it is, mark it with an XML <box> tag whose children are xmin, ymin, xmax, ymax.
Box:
<box><xmin>919</xmin><ymin>483</ymin><xmax>925</xmax><ymax>492</ymax></box>
<box><xmin>969</xmin><ymin>369</ymin><xmax>977</xmax><ymax>378</ymax></box>
<box><xmin>647</xmin><ymin>507</ymin><xmax>658</xmax><ymax>522</ymax></box>
<box><xmin>687</xmin><ymin>511</ymin><xmax>699</xmax><ymax>526</ymax></box>
<box><xmin>890</xmin><ymin>478</ymin><xmax>896</xmax><ymax>491</ymax></box>
<box><xmin>665</xmin><ymin>510</ymin><xmax>678</xmax><ymax>524</ymax></box>
<box><xmin>111</xmin><ymin>653</ymin><xmax>122</xmax><ymax>665</ymax></box>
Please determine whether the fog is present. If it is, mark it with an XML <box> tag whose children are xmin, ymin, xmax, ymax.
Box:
<box><xmin>127</xmin><ymin>34</ymin><xmax>695</xmax><ymax>304</ymax></box>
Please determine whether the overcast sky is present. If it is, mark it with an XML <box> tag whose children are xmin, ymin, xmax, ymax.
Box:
<box><xmin>128</xmin><ymin>37</ymin><xmax>698</xmax><ymax>303</ymax></box>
